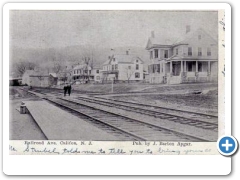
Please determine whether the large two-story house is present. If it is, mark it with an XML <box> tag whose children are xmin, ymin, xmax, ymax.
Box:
<box><xmin>71</xmin><ymin>64</ymin><xmax>101</xmax><ymax>83</ymax></box>
<box><xmin>146</xmin><ymin>26</ymin><xmax>218</xmax><ymax>84</ymax></box>
<box><xmin>101</xmin><ymin>51</ymin><xmax>144</xmax><ymax>83</ymax></box>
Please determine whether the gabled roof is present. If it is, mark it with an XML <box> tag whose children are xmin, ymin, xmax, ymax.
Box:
<box><xmin>110</xmin><ymin>54</ymin><xmax>143</xmax><ymax>64</ymax></box>
<box><xmin>146</xmin><ymin>28</ymin><xmax>217</xmax><ymax>49</ymax></box>
<box><xmin>172</xmin><ymin>28</ymin><xmax>217</xmax><ymax>46</ymax></box>
<box><xmin>49</xmin><ymin>73</ymin><xmax>57</xmax><ymax>77</ymax></box>
<box><xmin>103</xmin><ymin>59</ymin><xmax>111</xmax><ymax>65</ymax></box>
<box><xmin>146</xmin><ymin>32</ymin><xmax>175</xmax><ymax>50</ymax></box>
<box><xmin>73</xmin><ymin>64</ymin><xmax>88</xmax><ymax>69</ymax></box>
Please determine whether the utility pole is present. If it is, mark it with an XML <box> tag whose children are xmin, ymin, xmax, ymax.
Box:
<box><xmin>111</xmin><ymin>77</ymin><xmax>114</xmax><ymax>93</ymax></box>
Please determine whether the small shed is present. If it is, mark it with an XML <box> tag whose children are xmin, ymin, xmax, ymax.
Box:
<box><xmin>9</xmin><ymin>77</ymin><xmax>22</xmax><ymax>86</ymax></box>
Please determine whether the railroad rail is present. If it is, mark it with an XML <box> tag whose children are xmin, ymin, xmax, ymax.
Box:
<box><xmin>76</xmin><ymin>96</ymin><xmax>218</xmax><ymax>131</ymax></box>
<box><xmin>45</xmin><ymin>97</ymin><xmax>208</xmax><ymax>142</ymax></box>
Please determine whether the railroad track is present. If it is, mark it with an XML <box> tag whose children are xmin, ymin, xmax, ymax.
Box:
<box><xmin>44</xmin><ymin>97</ymin><xmax>210</xmax><ymax>142</ymax></box>
<box><xmin>76</xmin><ymin>96</ymin><xmax>218</xmax><ymax>131</ymax></box>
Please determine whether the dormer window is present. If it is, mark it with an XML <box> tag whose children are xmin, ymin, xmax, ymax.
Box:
<box><xmin>136</xmin><ymin>60</ymin><xmax>139</xmax><ymax>63</ymax></box>
<box><xmin>176</xmin><ymin>48</ymin><xmax>178</xmax><ymax>55</ymax></box>
<box><xmin>136</xmin><ymin>64</ymin><xmax>139</xmax><ymax>70</ymax></box>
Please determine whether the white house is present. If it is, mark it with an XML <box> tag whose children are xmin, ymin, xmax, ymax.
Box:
<box><xmin>70</xmin><ymin>64</ymin><xmax>101</xmax><ymax>83</ymax></box>
<box><xmin>22</xmin><ymin>70</ymin><xmax>49</xmax><ymax>87</ymax></box>
<box><xmin>146</xmin><ymin>27</ymin><xmax>218</xmax><ymax>84</ymax></box>
<box><xmin>101</xmin><ymin>51</ymin><xmax>144</xmax><ymax>83</ymax></box>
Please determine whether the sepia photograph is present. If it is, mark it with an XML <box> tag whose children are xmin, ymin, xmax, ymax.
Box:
<box><xmin>9</xmin><ymin>10</ymin><xmax>219</xmax><ymax>145</ymax></box>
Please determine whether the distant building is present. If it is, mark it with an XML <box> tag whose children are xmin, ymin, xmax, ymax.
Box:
<box><xmin>92</xmin><ymin>67</ymin><xmax>101</xmax><ymax>83</ymax></box>
<box><xmin>146</xmin><ymin>27</ymin><xmax>218</xmax><ymax>84</ymax></box>
<box><xmin>101</xmin><ymin>51</ymin><xmax>144</xmax><ymax>82</ymax></box>
<box><xmin>9</xmin><ymin>77</ymin><xmax>22</xmax><ymax>86</ymax></box>
<box><xmin>49</xmin><ymin>73</ymin><xmax>58</xmax><ymax>86</ymax></box>
<box><xmin>22</xmin><ymin>70</ymin><xmax>49</xmax><ymax>87</ymax></box>
<box><xmin>70</xmin><ymin>64</ymin><xmax>101</xmax><ymax>84</ymax></box>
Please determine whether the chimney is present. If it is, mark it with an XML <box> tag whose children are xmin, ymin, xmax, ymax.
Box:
<box><xmin>151</xmin><ymin>31</ymin><xmax>155</xmax><ymax>38</ymax></box>
<box><xmin>186</xmin><ymin>25</ymin><xmax>190</xmax><ymax>34</ymax></box>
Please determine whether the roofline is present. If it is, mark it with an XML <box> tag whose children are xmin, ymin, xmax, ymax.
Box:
<box><xmin>29</xmin><ymin>75</ymin><xmax>49</xmax><ymax>77</ymax></box>
<box><xmin>165</xmin><ymin>58</ymin><xmax>218</xmax><ymax>62</ymax></box>
<box><xmin>146</xmin><ymin>44</ymin><xmax>173</xmax><ymax>50</ymax></box>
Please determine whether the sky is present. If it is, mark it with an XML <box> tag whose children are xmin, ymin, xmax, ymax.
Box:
<box><xmin>9</xmin><ymin>10</ymin><xmax>218</xmax><ymax>49</ymax></box>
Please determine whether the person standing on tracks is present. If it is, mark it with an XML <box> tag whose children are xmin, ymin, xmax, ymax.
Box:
<box><xmin>67</xmin><ymin>83</ymin><xmax>72</xmax><ymax>96</ymax></box>
<box><xmin>63</xmin><ymin>83</ymin><xmax>67</xmax><ymax>97</ymax></box>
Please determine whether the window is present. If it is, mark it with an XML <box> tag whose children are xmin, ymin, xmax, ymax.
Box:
<box><xmin>157</xmin><ymin>64</ymin><xmax>160</xmax><ymax>73</ymax></box>
<box><xmin>96</xmin><ymin>76</ymin><xmax>100</xmax><ymax>80</ymax></box>
<box><xmin>113</xmin><ymin>58</ymin><xmax>115</xmax><ymax>62</ymax></box>
<box><xmin>154</xmin><ymin>49</ymin><xmax>158</xmax><ymax>58</ymax></box>
<box><xmin>198</xmin><ymin>47</ymin><xmax>202</xmax><ymax>56</ymax></box>
<box><xmin>96</xmin><ymin>70</ymin><xmax>99</xmax><ymax>73</ymax></box>
<box><xmin>198</xmin><ymin>35</ymin><xmax>201</xmax><ymax>40</ymax></box>
<box><xmin>148</xmin><ymin>65</ymin><xmax>151</xmax><ymax>73</ymax></box>
<box><xmin>176</xmin><ymin>48</ymin><xmax>178</xmax><ymax>55</ymax></box>
<box><xmin>164</xmin><ymin>50</ymin><xmax>168</xmax><ymax>58</ymax></box>
<box><xmin>128</xmin><ymin>66</ymin><xmax>131</xmax><ymax>70</ymax></box>
<box><xmin>150</xmin><ymin>51</ymin><xmax>153</xmax><ymax>59</ymax></box>
<box><xmin>89</xmin><ymin>70</ymin><xmax>91</xmax><ymax>74</ymax></box>
<box><xmin>85</xmin><ymin>70</ymin><xmax>88</xmax><ymax>74</ymax></box>
<box><xmin>207</xmin><ymin>47</ymin><xmax>211</xmax><ymax>56</ymax></box>
<box><xmin>188</xmin><ymin>47</ymin><xmax>192</xmax><ymax>56</ymax></box>
<box><xmin>112</xmin><ymin>65</ymin><xmax>114</xmax><ymax>70</ymax></box>
<box><xmin>136</xmin><ymin>64</ymin><xmax>139</xmax><ymax>70</ymax></box>
<box><xmin>115</xmin><ymin>64</ymin><xmax>118</xmax><ymax>70</ymax></box>
<box><xmin>135</xmin><ymin>72</ymin><xmax>140</xmax><ymax>78</ymax></box>
<box><xmin>136</xmin><ymin>60</ymin><xmax>139</xmax><ymax>63</ymax></box>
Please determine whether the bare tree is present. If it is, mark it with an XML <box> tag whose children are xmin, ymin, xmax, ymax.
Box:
<box><xmin>15</xmin><ymin>61</ymin><xmax>37</xmax><ymax>76</ymax></box>
<box><xmin>50</xmin><ymin>53</ymin><xmax>64</xmax><ymax>74</ymax></box>
<box><xmin>53</xmin><ymin>62</ymin><xmax>62</xmax><ymax>74</ymax></box>
<box><xmin>125</xmin><ymin>66</ymin><xmax>135</xmax><ymax>83</ymax></box>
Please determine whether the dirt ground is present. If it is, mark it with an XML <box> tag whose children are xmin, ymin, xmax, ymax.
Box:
<box><xmin>9</xmin><ymin>87</ymin><xmax>47</xmax><ymax>140</ymax></box>
<box><xmin>110</xmin><ymin>89</ymin><xmax>218</xmax><ymax>115</ymax></box>
<box><xmin>61</xmin><ymin>82</ymin><xmax>218</xmax><ymax>94</ymax></box>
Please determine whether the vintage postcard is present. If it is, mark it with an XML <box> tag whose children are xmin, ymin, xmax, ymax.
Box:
<box><xmin>3</xmin><ymin>3</ymin><xmax>232</xmax><ymax>175</ymax></box>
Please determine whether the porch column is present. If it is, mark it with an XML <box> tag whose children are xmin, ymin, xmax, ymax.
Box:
<box><xmin>181</xmin><ymin>61</ymin><xmax>183</xmax><ymax>72</ymax></box>
<box><xmin>170</xmin><ymin>61</ymin><xmax>172</xmax><ymax>75</ymax></box>
<box><xmin>163</xmin><ymin>62</ymin><xmax>165</xmax><ymax>74</ymax></box>
<box><xmin>208</xmin><ymin>61</ymin><xmax>211</xmax><ymax>81</ymax></box>
<box><xmin>195</xmin><ymin>61</ymin><xmax>198</xmax><ymax>82</ymax></box>
<box><xmin>196</xmin><ymin>61</ymin><xmax>198</xmax><ymax>72</ymax></box>
<box><xmin>208</xmin><ymin>61</ymin><xmax>211</xmax><ymax>73</ymax></box>
<box><xmin>184</xmin><ymin>61</ymin><xmax>187</xmax><ymax>72</ymax></box>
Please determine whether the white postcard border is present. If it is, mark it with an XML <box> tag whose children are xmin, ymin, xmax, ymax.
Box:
<box><xmin>3</xmin><ymin>3</ymin><xmax>231</xmax><ymax>175</ymax></box>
